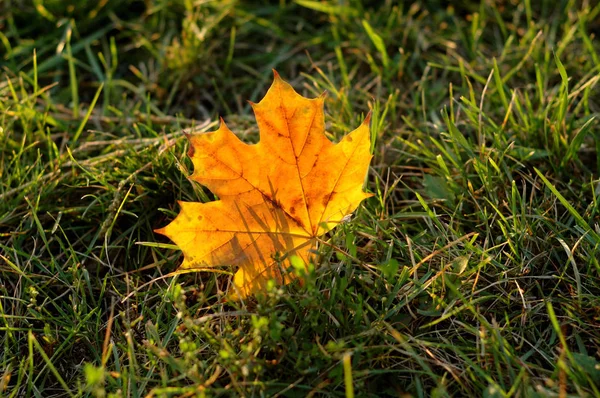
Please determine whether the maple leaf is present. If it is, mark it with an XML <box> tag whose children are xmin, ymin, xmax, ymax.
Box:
<box><xmin>155</xmin><ymin>71</ymin><xmax>372</xmax><ymax>298</ymax></box>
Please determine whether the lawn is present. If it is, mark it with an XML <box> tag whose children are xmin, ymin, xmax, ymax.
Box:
<box><xmin>1</xmin><ymin>0</ymin><xmax>600</xmax><ymax>396</ymax></box>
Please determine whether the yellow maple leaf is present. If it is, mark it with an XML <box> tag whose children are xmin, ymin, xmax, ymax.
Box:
<box><xmin>155</xmin><ymin>71</ymin><xmax>372</xmax><ymax>298</ymax></box>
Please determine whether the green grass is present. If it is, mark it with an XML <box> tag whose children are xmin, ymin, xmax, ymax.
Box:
<box><xmin>2</xmin><ymin>0</ymin><xmax>600</xmax><ymax>396</ymax></box>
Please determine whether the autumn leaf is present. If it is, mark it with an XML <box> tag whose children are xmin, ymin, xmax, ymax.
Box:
<box><xmin>155</xmin><ymin>71</ymin><xmax>372</xmax><ymax>298</ymax></box>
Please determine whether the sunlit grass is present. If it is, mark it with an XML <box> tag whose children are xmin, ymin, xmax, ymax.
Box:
<box><xmin>1</xmin><ymin>1</ymin><xmax>600</xmax><ymax>396</ymax></box>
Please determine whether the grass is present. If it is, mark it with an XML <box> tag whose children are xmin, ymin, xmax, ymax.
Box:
<box><xmin>1</xmin><ymin>0</ymin><xmax>600</xmax><ymax>396</ymax></box>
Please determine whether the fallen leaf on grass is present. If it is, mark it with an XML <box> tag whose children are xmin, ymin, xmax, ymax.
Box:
<box><xmin>156</xmin><ymin>71</ymin><xmax>372</xmax><ymax>298</ymax></box>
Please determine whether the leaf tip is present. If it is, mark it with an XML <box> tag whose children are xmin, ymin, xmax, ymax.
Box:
<box><xmin>272</xmin><ymin>69</ymin><xmax>281</xmax><ymax>79</ymax></box>
<box><xmin>363</xmin><ymin>111</ymin><xmax>372</xmax><ymax>126</ymax></box>
<box><xmin>186</xmin><ymin>137</ymin><xmax>195</xmax><ymax>157</ymax></box>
